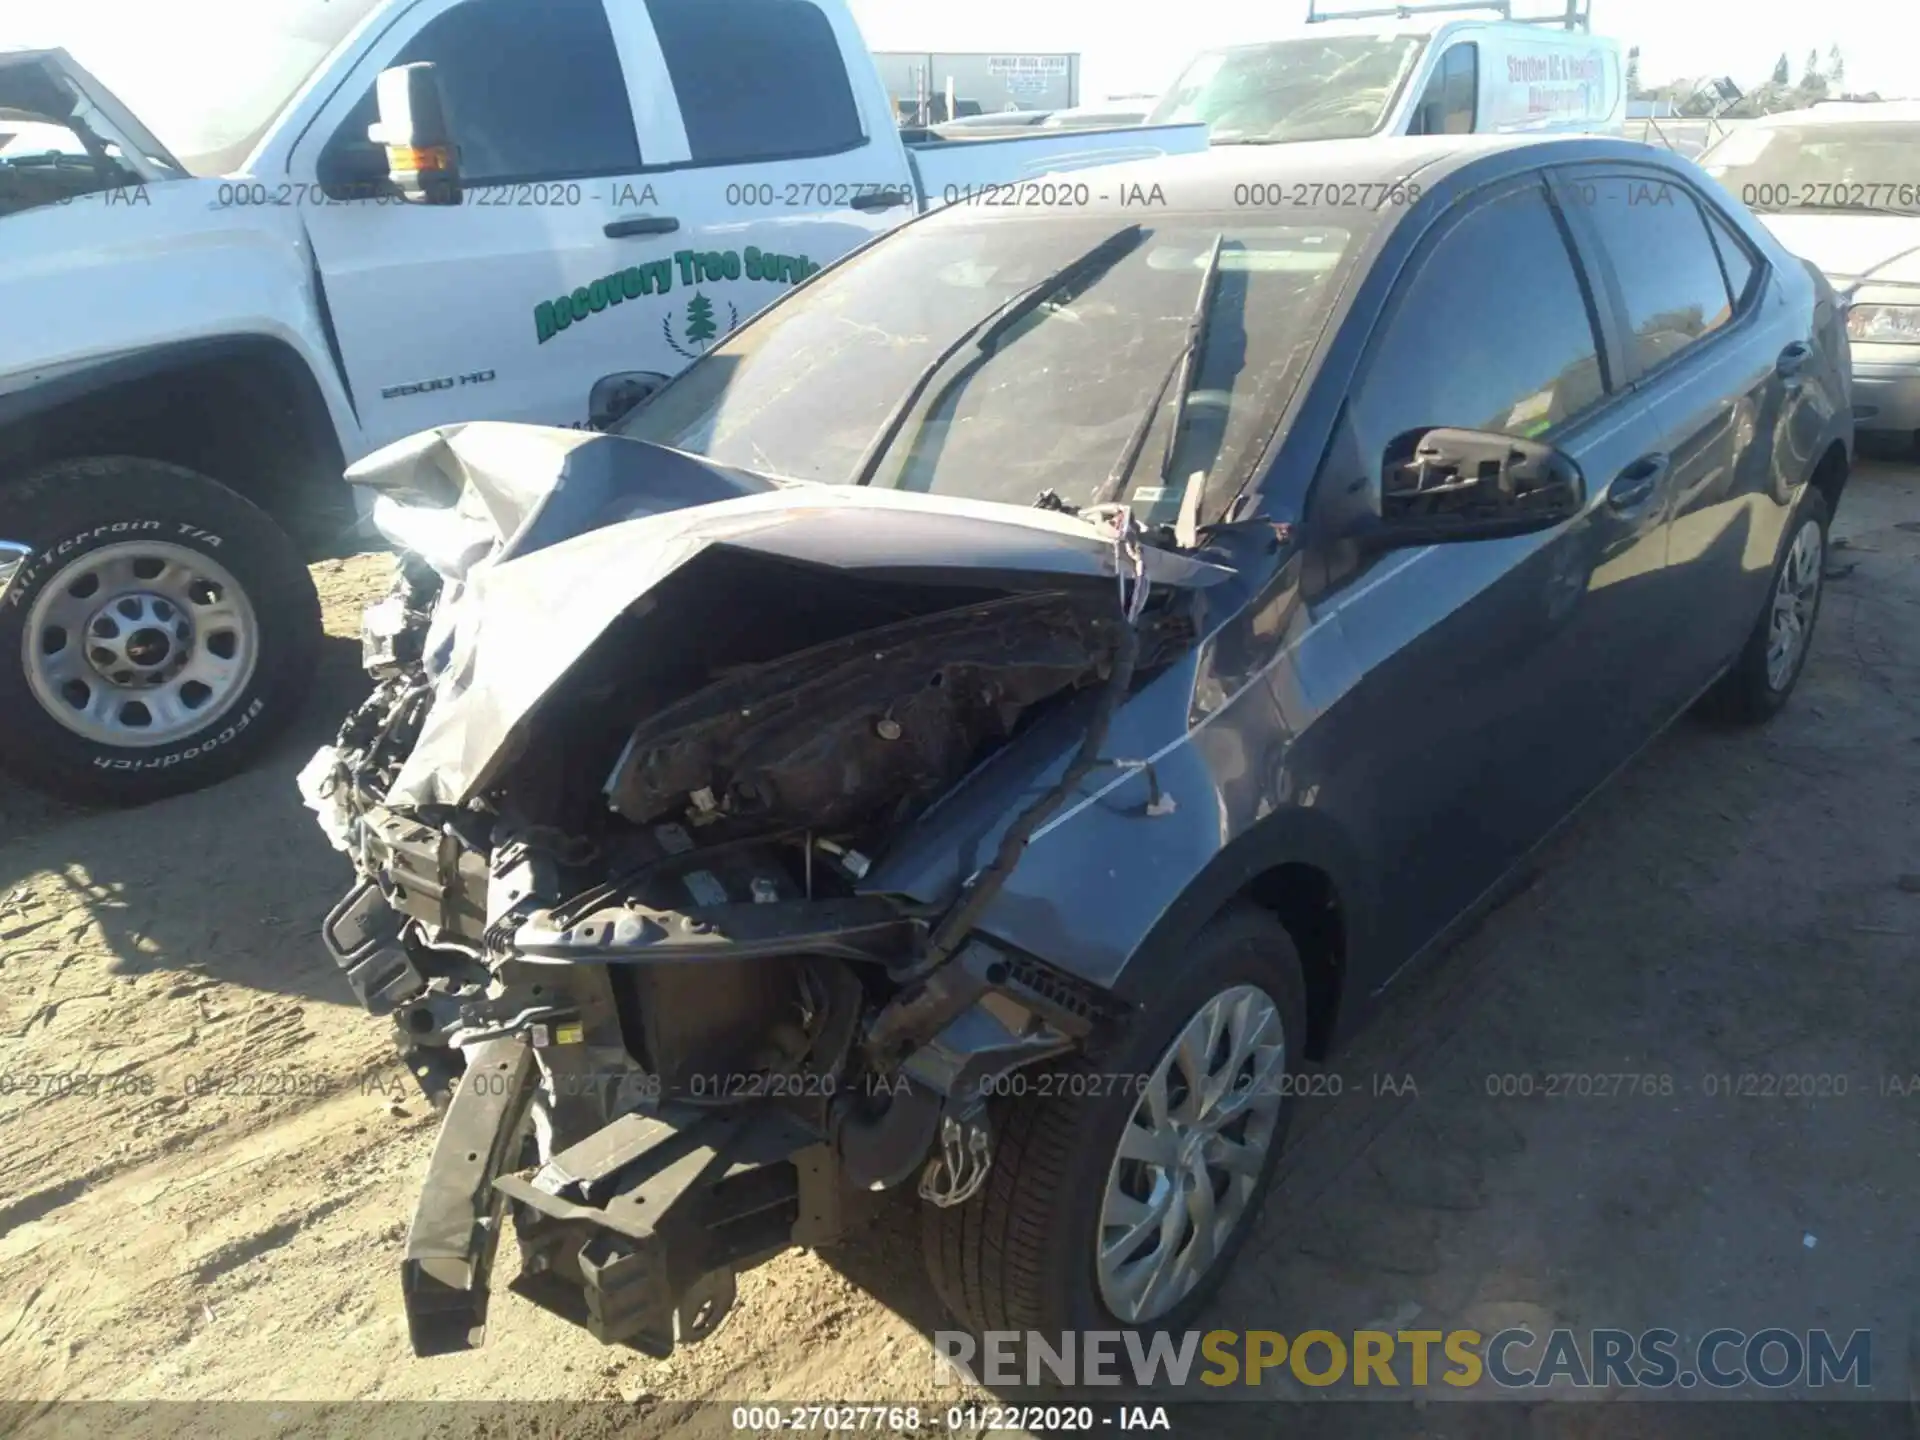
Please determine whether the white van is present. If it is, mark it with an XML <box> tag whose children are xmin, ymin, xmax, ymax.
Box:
<box><xmin>1148</xmin><ymin>3</ymin><xmax>1625</xmax><ymax>144</ymax></box>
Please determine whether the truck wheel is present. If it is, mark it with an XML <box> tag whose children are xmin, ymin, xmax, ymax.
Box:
<box><xmin>1697</xmin><ymin>488</ymin><xmax>1830</xmax><ymax>726</ymax></box>
<box><xmin>0</xmin><ymin>457</ymin><xmax>322</xmax><ymax>806</ymax></box>
<box><xmin>923</xmin><ymin>905</ymin><xmax>1307</xmax><ymax>1336</ymax></box>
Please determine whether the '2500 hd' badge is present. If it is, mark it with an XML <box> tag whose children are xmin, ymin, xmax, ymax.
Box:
<box><xmin>381</xmin><ymin>370</ymin><xmax>496</xmax><ymax>400</ymax></box>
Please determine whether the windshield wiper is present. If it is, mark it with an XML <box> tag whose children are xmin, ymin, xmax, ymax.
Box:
<box><xmin>1092</xmin><ymin>232</ymin><xmax>1225</xmax><ymax>509</ymax></box>
<box><xmin>849</xmin><ymin>223</ymin><xmax>1146</xmax><ymax>487</ymax></box>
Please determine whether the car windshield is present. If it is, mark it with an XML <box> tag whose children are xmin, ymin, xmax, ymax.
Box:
<box><xmin>616</xmin><ymin>212</ymin><xmax>1357</xmax><ymax>526</ymax></box>
<box><xmin>1700</xmin><ymin>121</ymin><xmax>1920</xmax><ymax>216</ymax></box>
<box><xmin>1146</xmin><ymin>37</ymin><xmax>1428</xmax><ymax>143</ymax></box>
<box><xmin>6</xmin><ymin>0</ymin><xmax>384</xmax><ymax>174</ymax></box>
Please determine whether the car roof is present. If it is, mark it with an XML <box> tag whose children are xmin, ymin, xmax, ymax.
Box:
<box><xmin>929</xmin><ymin>134</ymin><xmax>1686</xmax><ymax>229</ymax></box>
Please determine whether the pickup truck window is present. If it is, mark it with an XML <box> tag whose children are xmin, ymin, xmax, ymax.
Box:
<box><xmin>648</xmin><ymin>0</ymin><xmax>864</xmax><ymax>165</ymax></box>
<box><xmin>1146</xmin><ymin>36</ymin><xmax>1427</xmax><ymax>144</ymax></box>
<box><xmin>619</xmin><ymin>213</ymin><xmax>1355</xmax><ymax>519</ymax></box>
<box><xmin>325</xmin><ymin>0</ymin><xmax>640</xmax><ymax>183</ymax></box>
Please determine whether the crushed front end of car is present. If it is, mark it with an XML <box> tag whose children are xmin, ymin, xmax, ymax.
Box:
<box><xmin>299</xmin><ymin>421</ymin><xmax>1232</xmax><ymax>1356</ymax></box>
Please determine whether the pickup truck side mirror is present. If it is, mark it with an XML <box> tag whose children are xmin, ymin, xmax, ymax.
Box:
<box><xmin>372</xmin><ymin>62</ymin><xmax>461</xmax><ymax>205</ymax></box>
<box><xmin>1361</xmin><ymin>427</ymin><xmax>1585</xmax><ymax>549</ymax></box>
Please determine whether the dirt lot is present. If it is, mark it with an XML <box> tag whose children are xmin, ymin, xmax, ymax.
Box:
<box><xmin>3</xmin><ymin>461</ymin><xmax>1918</xmax><ymax>1431</ymax></box>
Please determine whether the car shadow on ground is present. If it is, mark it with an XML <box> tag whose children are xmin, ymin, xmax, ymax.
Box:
<box><xmin>0</xmin><ymin>629</ymin><xmax>375</xmax><ymax>1006</ymax></box>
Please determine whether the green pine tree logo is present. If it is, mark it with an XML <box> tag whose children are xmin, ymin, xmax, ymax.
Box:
<box><xmin>685</xmin><ymin>293</ymin><xmax>718</xmax><ymax>346</ymax></box>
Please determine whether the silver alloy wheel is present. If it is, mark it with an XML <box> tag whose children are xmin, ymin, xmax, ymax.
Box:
<box><xmin>1766</xmin><ymin>518</ymin><xmax>1824</xmax><ymax>692</ymax></box>
<box><xmin>22</xmin><ymin>540</ymin><xmax>259</xmax><ymax>747</ymax></box>
<box><xmin>1095</xmin><ymin>982</ymin><xmax>1287</xmax><ymax>1324</ymax></box>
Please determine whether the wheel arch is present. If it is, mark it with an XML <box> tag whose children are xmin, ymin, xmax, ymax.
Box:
<box><xmin>1806</xmin><ymin>437</ymin><xmax>1849</xmax><ymax>520</ymax></box>
<box><xmin>0</xmin><ymin>336</ymin><xmax>353</xmax><ymax>554</ymax></box>
<box><xmin>1107</xmin><ymin>806</ymin><xmax>1378</xmax><ymax>1063</ymax></box>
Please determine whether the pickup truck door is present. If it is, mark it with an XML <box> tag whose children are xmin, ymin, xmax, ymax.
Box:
<box><xmin>289</xmin><ymin>0</ymin><xmax>889</xmax><ymax>451</ymax></box>
<box><xmin>604</xmin><ymin>0</ymin><xmax>918</xmax><ymax>369</ymax></box>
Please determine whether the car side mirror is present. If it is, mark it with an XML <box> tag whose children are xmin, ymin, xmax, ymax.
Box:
<box><xmin>1362</xmin><ymin>427</ymin><xmax>1585</xmax><ymax>549</ymax></box>
<box><xmin>372</xmin><ymin>62</ymin><xmax>461</xmax><ymax>205</ymax></box>
<box><xmin>590</xmin><ymin>371</ymin><xmax>671</xmax><ymax>430</ymax></box>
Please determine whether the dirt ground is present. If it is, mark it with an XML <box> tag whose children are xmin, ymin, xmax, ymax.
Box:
<box><xmin>2</xmin><ymin>461</ymin><xmax>1917</xmax><ymax>1433</ymax></box>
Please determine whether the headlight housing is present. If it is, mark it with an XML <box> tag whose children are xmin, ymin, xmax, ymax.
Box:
<box><xmin>1845</xmin><ymin>303</ymin><xmax>1920</xmax><ymax>345</ymax></box>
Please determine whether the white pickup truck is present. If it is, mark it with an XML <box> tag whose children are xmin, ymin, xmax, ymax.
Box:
<box><xmin>0</xmin><ymin>0</ymin><xmax>1205</xmax><ymax>806</ymax></box>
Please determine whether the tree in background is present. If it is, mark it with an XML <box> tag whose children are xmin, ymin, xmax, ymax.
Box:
<box><xmin>1643</xmin><ymin>39</ymin><xmax>1858</xmax><ymax>122</ymax></box>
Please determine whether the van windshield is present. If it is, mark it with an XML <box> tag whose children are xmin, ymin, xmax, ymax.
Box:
<box><xmin>1147</xmin><ymin>36</ymin><xmax>1428</xmax><ymax>144</ymax></box>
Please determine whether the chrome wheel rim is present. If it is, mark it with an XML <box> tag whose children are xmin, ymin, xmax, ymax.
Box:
<box><xmin>1766</xmin><ymin>518</ymin><xmax>1823</xmax><ymax>692</ymax></box>
<box><xmin>1095</xmin><ymin>983</ymin><xmax>1286</xmax><ymax>1324</ymax></box>
<box><xmin>22</xmin><ymin>541</ymin><xmax>258</xmax><ymax>747</ymax></box>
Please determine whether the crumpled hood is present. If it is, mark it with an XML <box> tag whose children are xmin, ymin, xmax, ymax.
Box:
<box><xmin>1758</xmin><ymin>213</ymin><xmax>1920</xmax><ymax>290</ymax></box>
<box><xmin>374</xmin><ymin>425</ymin><xmax>1234</xmax><ymax>809</ymax></box>
<box><xmin>0</xmin><ymin>47</ymin><xmax>184</xmax><ymax>178</ymax></box>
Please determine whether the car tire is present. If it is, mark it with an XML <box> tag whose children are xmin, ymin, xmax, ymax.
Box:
<box><xmin>922</xmin><ymin>904</ymin><xmax>1308</xmax><ymax>1339</ymax></box>
<box><xmin>1696</xmin><ymin>488</ymin><xmax>1831</xmax><ymax>726</ymax></box>
<box><xmin>0</xmin><ymin>457</ymin><xmax>322</xmax><ymax>807</ymax></box>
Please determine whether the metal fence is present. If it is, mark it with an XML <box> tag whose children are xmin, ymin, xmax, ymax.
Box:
<box><xmin>1624</xmin><ymin>116</ymin><xmax>1751</xmax><ymax>159</ymax></box>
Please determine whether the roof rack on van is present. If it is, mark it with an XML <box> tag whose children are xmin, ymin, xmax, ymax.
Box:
<box><xmin>1305</xmin><ymin>0</ymin><xmax>1591</xmax><ymax>31</ymax></box>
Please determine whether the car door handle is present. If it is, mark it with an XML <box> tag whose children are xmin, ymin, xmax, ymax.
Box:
<box><xmin>849</xmin><ymin>188</ymin><xmax>911</xmax><ymax>211</ymax></box>
<box><xmin>603</xmin><ymin>215</ymin><xmax>680</xmax><ymax>238</ymax></box>
<box><xmin>1776</xmin><ymin>341</ymin><xmax>1812</xmax><ymax>376</ymax></box>
<box><xmin>1607</xmin><ymin>453</ymin><xmax>1669</xmax><ymax>512</ymax></box>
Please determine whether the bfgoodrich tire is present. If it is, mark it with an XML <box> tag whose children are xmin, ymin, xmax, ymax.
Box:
<box><xmin>923</xmin><ymin>905</ymin><xmax>1308</xmax><ymax>1337</ymax></box>
<box><xmin>1697</xmin><ymin>488</ymin><xmax>1831</xmax><ymax>726</ymax></box>
<box><xmin>0</xmin><ymin>458</ymin><xmax>322</xmax><ymax>806</ymax></box>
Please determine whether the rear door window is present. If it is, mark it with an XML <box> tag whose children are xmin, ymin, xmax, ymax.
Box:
<box><xmin>648</xmin><ymin>0</ymin><xmax>865</xmax><ymax>165</ymax></box>
<box><xmin>1571</xmin><ymin>174</ymin><xmax>1738</xmax><ymax>376</ymax></box>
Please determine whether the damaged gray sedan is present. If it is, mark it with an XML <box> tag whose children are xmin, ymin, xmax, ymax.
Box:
<box><xmin>303</xmin><ymin>136</ymin><xmax>1852</xmax><ymax>1357</ymax></box>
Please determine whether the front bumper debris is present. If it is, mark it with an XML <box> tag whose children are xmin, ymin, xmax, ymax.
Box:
<box><xmin>404</xmin><ymin>1035</ymin><xmax>537</xmax><ymax>1355</ymax></box>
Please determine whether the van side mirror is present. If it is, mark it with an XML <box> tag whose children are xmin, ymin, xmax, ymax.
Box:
<box><xmin>1364</xmin><ymin>427</ymin><xmax>1585</xmax><ymax>548</ymax></box>
<box><xmin>373</xmin><ymin>63</ymin><xmax>461</xmax><ymax>205</ymax></box>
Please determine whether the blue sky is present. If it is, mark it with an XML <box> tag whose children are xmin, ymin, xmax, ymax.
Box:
<box><xmin>848</xmin><ymin>0</ymin><xmax>1919</xmax><ymax>101</ymax></box>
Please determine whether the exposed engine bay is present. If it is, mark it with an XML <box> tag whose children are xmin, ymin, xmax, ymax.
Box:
<box><xmin>299</xmin><ymin>423</ymin><xmax>1231</xmax><ymax>1356</ymax></box>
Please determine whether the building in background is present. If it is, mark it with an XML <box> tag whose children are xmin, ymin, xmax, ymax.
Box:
<box><xmin>873</xmin><ymin>51</ymin><xmax>1079</xmax><ymax>124</ymax></box>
